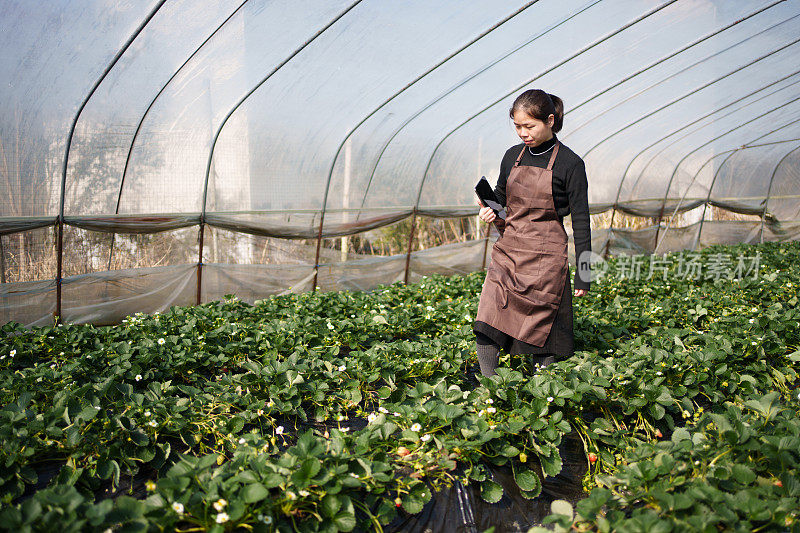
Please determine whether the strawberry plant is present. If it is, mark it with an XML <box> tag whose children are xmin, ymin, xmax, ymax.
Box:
<box><xmin>0</xmin><ymin>241</ymin><xmax>798</xmax><ymax>531</ymax></box>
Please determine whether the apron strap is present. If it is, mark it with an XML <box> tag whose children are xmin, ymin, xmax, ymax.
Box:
<box><xmin>546</xmin><ymin>142</ymin><xmax>560</xmax><ymax>171</ymax></box>
<box><xmin>514</xmin><ymin>146</ymin><xmax>526</xmax><ymax>167</ymax></box>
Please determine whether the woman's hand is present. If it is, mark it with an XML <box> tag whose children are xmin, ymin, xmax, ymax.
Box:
<box><xmin>574</xmin><ymin>289</ymin><xmax>588</xmax><ymax>297</ymax></box>
<box><xmin>477</xmin><ymin>200</ymin><xmax>496</xmax><ymax>223</ymax></box>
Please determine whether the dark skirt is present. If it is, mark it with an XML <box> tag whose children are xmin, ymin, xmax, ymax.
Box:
<box><xmin>473</xmin><ymin>273</ymin><xmax>574</xmax><ymax>359</ymax></box>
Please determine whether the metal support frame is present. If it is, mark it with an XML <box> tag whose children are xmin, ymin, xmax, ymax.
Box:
<box><xmin>59</xmin><ymin>0</ymin><xmax>360</xmax><ymax>309</ymax></box>
<box><xmin>653</xmin><ymin>135</ymin><xmax>800</xmax><ymax>253</ymax></box>
<box><xmin>312</xmin><ymin>1</ymin><xmax>540</xmax><ymax>289</ymax></box>
<box><xmin>402</xmin><ymin>211</ymin><xmax>418</xmax><ymax>285</ymax></box>
<box><xmin>581</xmin><ymin>32</ymin><xmax>800</xmax><ymax>160</ymax></box>
<box><xmin>420</xmin><ymin>2</ymin><xmax>680</xmax><ymax>267</ymax></box>
<box><xmin>557</xmin><ymin>2</ymin><xmax>792</xmax><ymax>256</ymax></box>
<box><xmin>0</xmin><ymin>235</ymin><xmax>6</xmax><ymax>284</ymax></box>
<box><xmin>56</xmin><ymin>0</ymin><xmax>168</xmax><ymax>322</ymax></box>
<box><xmin>571</xmin><ymin>11</ymin><xmax>799</xmax><ymax>143</ymax></box>
<box><xmin>690</xmin><ymin>142</ymin><xmax>800</xmax><ymax>250</ymax></box>
<box><xmin>415</xmin><ymin>1</ymin><xmax>677</xmax><ymax>236</ymax></box>
<box><xmin>355</xmin><ymin>0</ymin><xmax>594</xmax><ymax>215</ymax></box>
<box><xmin>108</xmin><ymin>0</ymin><xmax>250</xmax><ymax>271</ymax></box>
<box><xmin>569</xmin><ymin>1</ymin><xmax>785</xmax><ymax>119</ymax></box>
<box><xmin>761</xmin><ymin>144</ymin><xmax>800</xmax><ymax>243</ymax></box>
<box><xmin>42</xmin><ymin>0</ymin><xmax>800</xmax><ymax>325</ymax></box>
<box><xmin>357</xmin><ymin>0</ymin><xmax>718</xmax><ymax>277</ymax></box>
<box><xmin>411</xmin><ymin>1</ymin><xmax>676</xmax><ymax>268</ymax></box>
<box><xmin>198</xmin><ymin>1</ymin><xmax>363</xmax><ymax>302</ymax></box>
<box><xmin>686</xmin><ymin>150</ymin><xmax>740</xmax><ymax>252</ymax></box>
<box><xmin>616</xmin><ymin>71</ymin><xmax>800</xmax><ymax>215</ymax></box>
<box><xmin>601</xmin><ymin>72</ymin><xmax>800</xmax><ymax>257</ymax></box>
<box><xmin>374</xmin><ymin>0</ymin><xmax>771</xmax><ymax>225</ymax></box>
<box><xmin>652</xmin><ymin>104</ymin><xmax>800</xmax><ymax>252</ymax></box>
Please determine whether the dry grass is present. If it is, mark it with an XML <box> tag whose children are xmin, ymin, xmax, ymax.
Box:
<box><xmin>710</xmin><ymin>205</ymin><xmax>761</xmax><ymax>222</ymax></box>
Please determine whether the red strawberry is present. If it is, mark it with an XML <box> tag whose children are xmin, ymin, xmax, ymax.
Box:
<box><xmin>588</xmin><ymin>452</ymin><xmax>597</xmax><ymax>463</ymax></box>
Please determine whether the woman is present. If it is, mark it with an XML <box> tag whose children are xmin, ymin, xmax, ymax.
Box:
<box><xmin>474</xmin><ymin>89</ymin><xmax>591</xmax><ymax>376</ymax></box>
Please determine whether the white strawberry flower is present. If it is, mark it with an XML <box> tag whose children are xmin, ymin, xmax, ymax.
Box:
<box><xmin>410</xmin><ymin>423</ymin><xmax>422</xmax><ymax>432</ymax></box>
<box><xmin>213</xmin><ymin>499</ymin><xmax>227</xmax><ymax>511</ymax></box>
<box><xmin>171</xmin><ymin>502</ymin><xmax>184</xmax><ymax>514</ymax></box>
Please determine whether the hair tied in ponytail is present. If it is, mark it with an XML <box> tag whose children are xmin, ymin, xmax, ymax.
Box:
<box><xmin>510</xmin><ymin>89</ymin><xmax>564</xmax><ymax>133</ymax></box>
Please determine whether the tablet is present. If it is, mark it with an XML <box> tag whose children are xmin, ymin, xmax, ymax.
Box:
<box><xmin>475</xmin><ymin>177</ymin><xmax>506</xmax><ymax>220</ymax></box>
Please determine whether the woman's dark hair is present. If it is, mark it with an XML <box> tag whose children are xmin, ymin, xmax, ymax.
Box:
<box><xmin>509</xmin><ymin>89</ymin><xmax>564</xmax><ymax>133</ymax></box>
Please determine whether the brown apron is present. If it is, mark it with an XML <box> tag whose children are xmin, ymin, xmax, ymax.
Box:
<box><xmin>475</xmin><ymin>142</ymin><xmax>567</xmax><ymax>347</ymax></box>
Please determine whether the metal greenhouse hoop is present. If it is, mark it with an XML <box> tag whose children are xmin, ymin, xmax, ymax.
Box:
<box><xmin>56</xmin><ymin>0</ymin><xmax>169</xmax><ymax>322</ymax></box>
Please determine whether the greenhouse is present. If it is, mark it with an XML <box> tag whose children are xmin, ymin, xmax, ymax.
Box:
<box><xmin>1</xmin><ymin>1</ymin><xmax>799</xmax><ymax>531</ymax></box>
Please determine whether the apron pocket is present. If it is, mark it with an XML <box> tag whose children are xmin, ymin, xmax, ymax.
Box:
<box><xmin>504</xmin><ymin>247</ymin><xmax>564</xmax><ymax>297</ymax></box>
<box><xmin>503</xmin><ymin>289</ymin><xmax>560</xmax><ymax>344</ymax></box>
<box><xmin>505</xmin><ymin>288</ymin><xmax>560</xmax><ymax>314</ymax></box>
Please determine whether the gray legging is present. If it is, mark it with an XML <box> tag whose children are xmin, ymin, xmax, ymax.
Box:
<box><xmin>475</xmin><ymin>332</ymin><xmax>555</xmax><ymax>377</ymax></box>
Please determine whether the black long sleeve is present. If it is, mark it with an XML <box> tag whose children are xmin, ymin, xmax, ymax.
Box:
<box><xmin>564</xmin><ymin>159</ymin><xmax>592</xmax><ymax>291</ymax></box>
<box><xmin>493</xmin><ymin>137</ymin><xmax>592</xmax><ymax>291</ymax></box>
<box><xmin>493</xmin><ymin>155</ymin><xmax>511</xmax><ymax>207</ymax></box>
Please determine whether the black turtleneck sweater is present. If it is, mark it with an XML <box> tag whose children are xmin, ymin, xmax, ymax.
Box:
<box><xmin>493</xmin><ymin>134</ymin><xmax>591</xmax><ymax>291</ymax></box>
